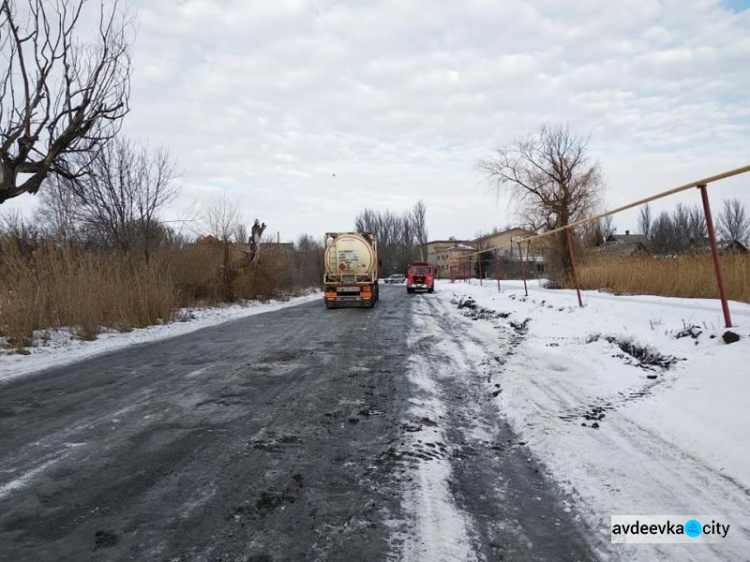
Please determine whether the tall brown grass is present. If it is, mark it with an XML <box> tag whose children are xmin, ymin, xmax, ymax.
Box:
<box><xmin>165</xmin><ymin>243</ymin><xmax>299</xmax><ymax>305</ymax></box>
<box><xmin>0</xmin><ymin>241</ymin><xmax>176</xmax><ymax>347</ymax></box>
<box><xmin>577</xmin><ymin>254</ymin><xmax>750</xmax><ymax>303</ymax></box>
<box><xmin>0</xmin><ymin>238</ymin><xmax>312</xmax><ymax>349</ymax></box>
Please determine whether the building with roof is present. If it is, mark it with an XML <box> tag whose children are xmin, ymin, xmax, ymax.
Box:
<box><xmin>424</xmin><ymin>239</ymin><xmax>475</xmax><ymax>271</ymax></box>
<box><xmin>433</xmin><ymin>243</ymin><xmax>476</xmax><ymax>278</ymax></box>
<box><xmin>595</xmin><ymin>231</ymin><xmax>651</xmax><ymax>257</ymax></box>
<box><xmin>424</xmin><ymin>227</ymin><xmax>547</xmax><ymax>278</ymax></box>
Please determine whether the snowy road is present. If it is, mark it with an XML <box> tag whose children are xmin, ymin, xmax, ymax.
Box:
<box><xmin>0</xmin><ymin>284</ymin><xmax>594</xmax><ymax>561</ymax></box>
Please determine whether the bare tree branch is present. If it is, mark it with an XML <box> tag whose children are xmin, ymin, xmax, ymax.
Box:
<box><xmin>476</xmin><ymin>124</ymin><xmax>604</xmax><ymax>280</ymax></box>
<box><xmin>638</xmin><ymin>203</ymin><xmax>652</xmax><ymax>239</ymax></box>
<box><xmin>411</xmin><ymin>200</ymin><xmax>428</xmax><ymax>261</ymax></box>
<box><xmin>63</xmin><ymin>136</ymin><xmax>179</xmax><ymax>259</ymax></box>
<box><xmin>717</xmin><ymin>198</ymin><xmax>750</xmax><ymax>242</ymax></box>
<box><xmin>0</xmin><ymin>0</ymin><xmax>132</xmax><ymax>204</ymax></box>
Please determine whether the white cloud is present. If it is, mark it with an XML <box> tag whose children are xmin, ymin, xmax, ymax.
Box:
<box><xmin>7</xmin><ymin>0</ymin><xmax>748</xmax><ymax>242</ymax></box>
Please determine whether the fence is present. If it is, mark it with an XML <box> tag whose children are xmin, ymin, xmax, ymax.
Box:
<box><xmin>449</xmin><ymin>164</ymin><xmax>750</xmax><ymax>328</ymax></box>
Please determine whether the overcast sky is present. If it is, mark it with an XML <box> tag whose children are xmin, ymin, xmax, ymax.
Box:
<box><xmin>7</xmin><ymin>0</ymin><xmax>750</xmax><ymax>241</ymax></box>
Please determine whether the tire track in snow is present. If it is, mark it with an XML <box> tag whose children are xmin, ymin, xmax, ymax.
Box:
<box><xmin>402</xmin><ymin>291</ymin><xmax>597</xmax><ymax>561</ymax></box>
<box><xmin>388</xmin><ymin>297</ymin><xmax>479</xmax><ymax>562</ymax></box>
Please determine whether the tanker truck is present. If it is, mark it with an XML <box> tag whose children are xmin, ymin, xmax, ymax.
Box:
<box><xmin>323</xmin><ymin>232</ymin><xmax>380</xmax><ymax>309</ymax></box>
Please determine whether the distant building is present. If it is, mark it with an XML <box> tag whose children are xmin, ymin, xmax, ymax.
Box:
<box><xmin>689</xmin><ymin>237</ymin><xmax>749</xmax><ymax>255</ymax></box>
<box><xmin>424</xmin><ymin>227</ymin><xmax>546</xmax><ymax>278</ymax></box>
<box><xmin>433</xmin><ymin>243</ymin><xmax>476</xmax><ymax>278</ymax></box>
<box><xmin>722</xmin><ymin>240</ymin><xmax>748</xmax><ymax>254</ymax></box>
<box><xmin>596</xmin><ymin>230</ymin><xmax>650</xmax><ymax>257</ymax></box>
<box><xmin>424</xmin><ymin>239</ymin><xmax>475</xmax><ymax>275</ymax></box>
<box><xmin>473</xmin><ymin>228</ymin><xmax>539</xmax><ymax>261</ymax></box>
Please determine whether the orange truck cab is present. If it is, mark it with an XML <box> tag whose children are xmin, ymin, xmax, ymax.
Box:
<box><xmin>406</xmin><ymin>262</ymin><xmax>436</xmax><ymax>294</ymax></box>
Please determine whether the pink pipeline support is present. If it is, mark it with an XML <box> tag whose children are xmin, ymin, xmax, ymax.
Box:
<box><xmin>518</xmin><ymin>242</ymin><xmax>528</xmax><ymax>297</ymax></box>
<box><xmin>566</xmin><ymin>229</ymin><xmax>583</xmax><ymax>308</ymax></box>
<box><xmin>698</xmin><ymin>184</ymin><xmax>733</xmax><ymax>328</ymax></box>
<box><xmin>495</xmin><ymin>254</ymin><xmax>501</xmax><ymax>292</ymax></box>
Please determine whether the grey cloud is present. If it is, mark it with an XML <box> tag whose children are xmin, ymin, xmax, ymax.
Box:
<box><xmin>112</xmin><ymin>0</ymin><xmax>750</xmax><ymax>240</ymax></box>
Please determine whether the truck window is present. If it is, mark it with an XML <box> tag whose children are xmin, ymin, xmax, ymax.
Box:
<box><xmin>408</xmin><ymin>266</ymin><xmax>431</xmax><ymax>274</ymax></box>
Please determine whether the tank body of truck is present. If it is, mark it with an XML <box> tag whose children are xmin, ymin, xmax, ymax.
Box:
<box><xmin>406</xmin><ymin>261</ymin><xmax>436</xmax><ymax>293</ymax></box>
<box><xmin>323</xmin><ymin>232</ymin><xmax>380</xmax><ymax>308</ymax></box>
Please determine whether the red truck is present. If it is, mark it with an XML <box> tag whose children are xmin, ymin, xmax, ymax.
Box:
<box><xmin>406</xmin><ymin>261</ymin><xmax>436</xmax><ymax>293</ymax></box>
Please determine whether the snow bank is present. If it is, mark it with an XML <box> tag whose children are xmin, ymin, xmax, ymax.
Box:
<box><xmin>437</xmin><ymin>279</ymin><xmax>750</xmax><ymax>561</ymax></box>
<box><xmin>0</xmin><ymin>292</ymin><xmax>320</xmax><ymax>384</ymax></box>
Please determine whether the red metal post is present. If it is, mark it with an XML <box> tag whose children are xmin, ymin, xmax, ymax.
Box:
<box><xmin>566</xmin><ymin>229</ymin><xmax>583</xmax><ymax>307</ymax></box>
<box><xmin>494</xmin><ymin>254</ymin><xmax>500</xmax><ymax>292</ymax></box>
<box><xmin>525</xmin><ymin>241</ymin><xmax>532</xmax><ymax>285</ymax></box>
<box><xmin>518</xmin><ymin>242</ymin><xmax>528</xmax><ymax>297</ymax></box>
<box><xmin>698</xmin><ymin>184</ymin><xmax>733</xmax><ymax>327</ymax></box>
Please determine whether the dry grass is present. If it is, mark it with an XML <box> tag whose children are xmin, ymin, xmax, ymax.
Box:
<box><xmin>0</xmin><ymin>237</ymin><xmax>312</xmax><ymax>349</ymax></box>
<box><xmin>0</xmin><ymin>241</ymin><xmax>176</xmax><ymax>347</ymax></box>
<box><xmin>166</xmin><ymin>243</ymin><xmax>298</xmax><ymax>304</ymax></box>
<box><xmin>578</xmin><ymin>254</ymin><xmax>750</xmax><ymax>303</ymax></box>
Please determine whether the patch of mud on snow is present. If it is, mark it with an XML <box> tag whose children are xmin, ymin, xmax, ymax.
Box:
<box><xmin>436</xmin><ymin>279</ymin><xmax>750</xmax><ymax>561</ymax></box>
<box><xmin>0</xmin><ymin>293</ymin><xmax>320</xmax><ymax>385</ymax></box>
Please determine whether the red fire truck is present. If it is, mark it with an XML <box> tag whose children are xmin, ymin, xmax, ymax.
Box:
<box><xmin>406</xmin><ymin>261</ymin><xmax>436</xmax><ymax>294</ymax></box>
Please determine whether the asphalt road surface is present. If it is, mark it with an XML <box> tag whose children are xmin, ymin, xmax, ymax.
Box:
<box><xmin>0</xmin><ymin>285</ymin><xmax>596</xmax><ymax>562</ymax></box>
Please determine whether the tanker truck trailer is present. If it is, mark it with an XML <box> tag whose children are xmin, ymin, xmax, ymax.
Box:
<box><xmin>323</xmin><ymin>232</ymin><xmax>380</xmax><ymax>309</ymax></box>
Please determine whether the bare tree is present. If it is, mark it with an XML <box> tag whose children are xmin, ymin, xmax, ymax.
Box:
<box><xmin>672</xmin><ymin>203</ymin><xmax>706</xmax><ymax>250</ymax></box>
<box><xmin>68</xmin><ymin>137</ymin><xmax>179</xmax><ymax>259</ymax></box>
<box><xmin>411</xmin><ymin>200</ymin><xmax>428</xmax><ymax>260</ymax></box>
<box><xmin>35</xmin><ymin>175</ymin><xmax>79</xmax><ymax>240</ymax></box>
<box><xmin>0</xmin><ymin>206</ymin><xmax>35</xmax><ymax>236</ymax></box>
<box><xmin>687</xmin><ymin>205</ymin><xmax>707</xmax><ymax>241</ymax></box>
<box><xmin>650</xmin><ymin>211</ymin><xmax>679</xmax><ymax>255</ymax></box>
<box><xmin>295</xmin><ymin>233</ymin><xmax>323</xmax><ymax>287</ymax></box>
<box><xmin>717</xmin><ymin>198</ymin><xmax>750</xmax><ymax>242</ymax></box>
<box><xmin>354</xmin><ymin>207</ymin><xmax>419</xmax><ymax>275</ymax></box>
<box><xmin>0</xmin><ymin>206</ymin><xmax>39</xmax><ymax>258</ymax></box>
<box><xmin>581</xmin><ymin>216</ymin><xmax>613</xmax><ymax>248</ymax></box>
<box><xmin>0</xmin><ymin>0</ymin><xmax>132</xmax><ymax>204</ymax></box>
<box><xmin>249</xmin><ymin>218</ymin><xmax>267</xmax><ymax>265</ymax></box>
<box><xmin>234</xmin><ymin>223</ymin><xmax>248</xmax><ymax>245</ymax></box>
<box><xmin>477</xmin><ymin>124</ymin><xmax>604</xmax><ymax>279</ymax></box>
<box><xmin>638</xmin><ymin>203</ymin><xmax>652</xmax><ymax>239</ymax></box>
<box><xmin>204</xmin><ymin>194</ymin><xmax>242</xmax><ymax>242</ymax></box>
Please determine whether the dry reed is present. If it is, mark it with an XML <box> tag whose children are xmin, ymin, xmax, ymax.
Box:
<box><xmin>0</xmin><ymin>237</ymin><xmax>312</xmax><ymax>349</ymax></box>
<box><xmin>577</xmin><ymin>254</ymin><xmax>750</xmax><ymax>303</ymax></box>
<box><xmin>0</xmin><ymin>240</ymin><xmax>176</xmax><ymax>346</ymax></box>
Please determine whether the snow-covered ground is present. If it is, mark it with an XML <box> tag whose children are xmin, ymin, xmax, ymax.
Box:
<box><xmin>437</xmin><ymin>279</ymin><xmax>750</xmax><ymax>561</ymax></box>
<box><xmin>0</xmin><ymin>292</ymin><xmax>320</xmax><ymax>385</ymax></box>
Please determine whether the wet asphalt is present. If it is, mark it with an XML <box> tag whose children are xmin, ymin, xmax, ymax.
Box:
<box><xmin>0</xmin><ymin>285</ymin><xmax>597</xmax><ymax>562</ymax></box>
